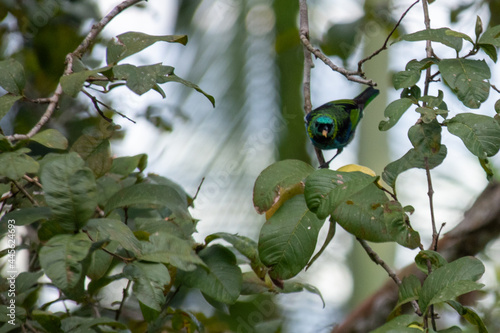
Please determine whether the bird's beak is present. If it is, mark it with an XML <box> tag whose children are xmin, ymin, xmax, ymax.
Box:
<box><xmin>322</xmin><ymin>129</ymin><xmax>328</xmax><ymax>137</ymax></box>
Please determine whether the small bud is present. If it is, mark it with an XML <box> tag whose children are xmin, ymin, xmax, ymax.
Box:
<box><xmin>475</xmin><ymin>16</ymin><xmax>483</xmax><ymax>39</ymax></box>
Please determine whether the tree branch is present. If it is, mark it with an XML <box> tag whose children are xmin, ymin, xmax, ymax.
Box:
<box><xmin>299</xmin><ymin>0</ymin><xmax>326</xmax><ymax>166</ymax></box>
<box><xmin>357</xmin><ymin>0</ymin><xmax>420</xmax><ymax>72</ymax></box>
<box><xmin>5</xmin><ymin>0</ymin><xmax>144</xmax><ymax>143</ymax></box>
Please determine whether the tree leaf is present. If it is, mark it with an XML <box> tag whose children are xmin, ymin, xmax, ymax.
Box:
<box><xmin>123</xmin><ymin>261</ymin><xmax>170</xmax><ymax>313</ymax></box>
<box><xmin>60</xmin><ymin>65</ymin><xmax>111</xmax><ymax>97</ymax></box>
<box><xmin>60</xmin><ymin>316</ymin><xmax>127</xmax><ymax>332</ymax></box>
<box><xmin>408</xmin><ymin>121</ymin><xmax>442</xmax><ymax>156</ymax></box>
<box><xmin>446</xmin><ymin>300</ymin><xmax>488</xmax><ymax>333</ymax></box>
<box><xmin>478</xmin><ymin>25</ymin><xmax>500</xmax><ymax>47</ymax></box>
<box><xmin>415</xmin><ymin>250</ymin><xmax>448</xmax><ymax>274</ymax></box>
<box><xmin>379</xmin><ymin>98</ymin><xmax>413</xmax><ymax>131</ymax></box>
<box><xmin>0</xmin><ymin>94</ymin><xmax>22</xmax><ymax>121</ymax></box>
<box><xmin>112</xmin><ymin>63</ymin><xmax>174</xmax><ymax>96</ymax></box>
<box><xmin>306</xmin><ymin>218</ymin><xmax>336</xmax><ymax>270</ymax></box>
<box><xmin>0</xmin><ymin>149</ymin><xmax>39</xmax><ymax>180</ymax></box>
<box><xmin>109</xmin><ymin>154</ymin><xmax>148</xmax><ymax>176</ymax></box>
<box><xmin>370</xmin><ymin>314</ymin><xmax>421</xmax><ymax>333</ymax></box>
<box><xmin>71</xmin><ymin>120</ymin><xmax>116</xmax><ymax>178</ymax></box>
<box><xmin>253</xmin><ymin>159</ymin><xmax>315</xmax><ymax>214</ymax></box>
<box><xmin>439</xmin><ymin>59</ymin><xmax>490</xmax><ymax>109</ymax></box>
<box><xmin>205</xmin><ymin>232</ymin><xmax>264</xmax><ymax>276</ymax></box>
<box><xmin>85</xmin><ymin>218</ymin><xmax>142</xmax><ymax>257</ymax></box>
<box><xmin>40</xmin><ymin>152</ymin><xmax>98</xmax><ymax>232</ymax></box>
<box><xmin>446</xmin><ymin>113</ymin><xmax>500</xmax><ymax>158</ymax></box>
<box><xmin>382</xmin><ymin>201</ymin><xmax>420</xmax><ymax>249</ymax></box>
<box><xmin>304</xmin><ymin>169</ymin><xmax>377</xmax><ymax>219</ymax></box>
<box><xmin>179</xmin><ymin>244</ymin><xmax>242</xmax><ymax>304</ymax></box>
<box><xmin>138</xmin><ymin>232</ymin><xmax>204</xmax><ymax>271</ymax></box>
<box><xmin>393</xmin><ymin>70</ymin><xmax>421</xmax><ymax>89</ymax></box>
<box><xmin>1</xmin><ymin>207</ymin><xmax>52</xmax><ymax>226</ymax></box>
<box><xmin>281</xmin><ymin>281</ymin><xmax>325</xmax><ymax>307</ymax></box>
<box><xmin>397</xmin><ymin>28</ymin><xmax>464</xmax><ymax>51</ymax></box>
<box><xmin>39</xmin><ymin>233</ymin><xmax>91</xmax><ymax>299</ymax></box>
<box><xmin>397</xmin><ymin>275</ymin><xmax>421</xmax><ymax>308</ymax></box>
<box><xmin>258</xmin><ymin>195</ymin><xmax>325</xmax><ymax>280</ymax></box>
<box><xmin>0</xmin><ymin>58</ymin><xmax>26</xmax><ymax>94</ymax></box>
<box><xmin>160</xmin><ymin>73</ymin><xmax>215</xmax><ymax>107</ymax></box>
<box><xmin>108</xmin><ymin>32</ymin><xmax>188</xmax><ymax>64</ymax></box>
<box><xmin>419</xmin><ymin>256</ymin><xmax>485</xmax><ymax>314</ymax></box>
<box><xmin>32</xmin><ymin>310</ymin><xmax>63</xmax><ymax>333</ymax></box>
<box><xmin>31</xmin><ymin>129</ymin><xmax>68</xmax><ymax>150</ymax></box>
<box><xmin>382</xmin><ymin>145</ymin><xmax>447</xmax><ymax>189</ymax></box>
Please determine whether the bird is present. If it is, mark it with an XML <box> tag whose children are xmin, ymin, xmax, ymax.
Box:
<box><xmin>305</xmin><ymin>86</ymin><xmax>380</xmax><ymax>168</ymax></box>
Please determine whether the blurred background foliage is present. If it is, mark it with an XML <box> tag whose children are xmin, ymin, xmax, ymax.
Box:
<box><xmin>2</xmin><ymin>0</ymin><xmax>500</xmax><ymax>331</ymax></box>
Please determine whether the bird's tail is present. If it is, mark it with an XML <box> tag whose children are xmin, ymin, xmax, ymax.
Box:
<box><xmin>353</xmin><ymin>86</ymin><xmax>380</xmax><ymax>108</ymax></box>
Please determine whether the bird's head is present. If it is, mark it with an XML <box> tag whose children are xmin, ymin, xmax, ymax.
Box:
<box><xmin>312</xmin><ymin>116</ymin><xmax>337</xmax><ymax>139</ymax></box>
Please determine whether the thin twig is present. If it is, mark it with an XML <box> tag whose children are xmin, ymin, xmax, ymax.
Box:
<box><xmin>300</xmin><ymin>35</ymin><xmax>375</xmax><ymax>85</ymax></box>
<box><xmin>83</xmin><ymin>229</ymin><xmax>134</xmax><ymax>263</ymax></box>
<box><xmin>23</xmin><ymin>175</ymin><xmax>42</xmax><ymax>188</ymax></box>
<box><xmin>358</xmin><ymin>0</ymin><xmax>420</xmax><ymax>73</ymax></box>
<box><xmin>357</xmin><ymin>238</ymin><xmax>422</xmax><ymax>315</ymax></box>
<box><xmin>5</xmin><ymin>0</ymin><xmax>144</xmax><ymax>143</ymax></box>
<box><xmin>192</xmin><ymin>177</ymin><xmax>205</xmax><ymax>202</ymax></box>
<box><xmin>12</xmin><ymin>180</ymin><xmax>38</xmax><ymax>206</ymax></box>
<box><xmin>299</xmin><ymin>0</ymin><xmax>326</xmax><ymax>166</ymax></box>
<box><xmin>115</xmin><ymin>279</ymin><xmax>131</xmax><ymax>321</ymax></box>
<box><xmin>82</xmin><ymin>89</ymin><xmax>113</xmax><ymax>122</ymax></box>
<box><xmin>425</xmin><ymin>158</ymin><xmax>438</xmax><ymax>250</ymax></box>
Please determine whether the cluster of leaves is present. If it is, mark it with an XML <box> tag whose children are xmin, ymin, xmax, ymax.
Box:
<box><xmin>0</xmin><ymin>30</ymin><xmax>269</xmax><ymax>332</ymax></box>
<box><xmin>382</xmin><ymin>17</ymin><xmax>500</xmax><ymax>183</ymax></box>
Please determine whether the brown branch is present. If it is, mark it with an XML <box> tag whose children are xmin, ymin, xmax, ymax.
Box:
<box><xmin>5</xmin><ymin>0</ymin><xmax>144</xmax><ymax>143</ymax></box>
<box><xmin>357</xmin><ymin>0</ymin><xmax>420</xmax><ymax>73</ymax></box>
<box><xmin>299</xmin><ymin>0</ymin><xmax>326</xmax><ymax>166</ymax></box>
<box><xmin>332</xmin><ymin>181</ymin><xmax>500</xmax><ymax>332</ymax></box>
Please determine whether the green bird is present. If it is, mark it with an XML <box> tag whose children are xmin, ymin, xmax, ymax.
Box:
<box><xmin>305</xmin><ymin>86</ymin><xmax>379</xmax><ymax>168</ymax></box>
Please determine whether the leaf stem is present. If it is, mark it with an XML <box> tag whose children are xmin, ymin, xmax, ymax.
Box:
<box><xmin>115</xmin><ymin>279</ymin><xmax>131</xmax><ymax>321</ymax></box>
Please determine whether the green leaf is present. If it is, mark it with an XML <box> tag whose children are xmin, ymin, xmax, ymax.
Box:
<box><xmin>397</xmin><ymin>28</ymin><xmax>464</xmax><ymax>51</ymax></box>
<box><xmin>393</xmin><ymin>70</ymin><xmax>421</xmax><ymax>89</ymax></box>
<box><xmin>446</xmin><ymin>300</ymin><xmax>488</xmax><ymax>333</ymax></box>
<box><xmin>86</xmin><ymin>241</ymin><xmax>117</xmax><ymax>280</ymax></box>
<box><xmin>108</xmin><ymin>32</ymin><xmax>188</xmax><ymax>64</ymax></box>
<box><xmin>0</xmin><ymin>94</ymin><xmax>22</xmax><ymax>121</ymax></box>
<box><xmin>306</xmin><ymin>218</ymin><xmax>336</xmax><ymax>270</ymax></box>
<box><xmin>379</xmin><ymin>98</ymin><xmax>413</xmax><ymax>131</ymax></box>
<box><xmin>408</xmin><ymin>121</ymin><xmax>442</xmax><ymax>156</ymax></box>
<box><xmin>478</xmin><ymin>25</ymin><xmax>500</xmax><ymax>47</ymax></box>
<box><xmin>415</xmin><ymin>250</ymin><xmax>448</xmax><ymax>274</ymax></box>
<box><xmin>123</xmin><ymin>261</ymin><xmax>170</xmax><ymax>313</ymax></box>
<box><xmin>31</xmin><ymin>129</ymin><xmax>68</xmax><ymax>150</ymax></box>
<box><xmin>258</xmin><ymin>195</ymin><xmax>325</xmax><ymax>280</ymax></box>
<box><xmin>60</xmin><ymin>65</ymin><xmax>111</xmax><ymax>97</ymax></box>
<box><xmin>0</xmin><ymin>149</ymin><xmax>39</xmax><ymax>180</ymax></box>
<box><xmin>109</xmin><ymin>154</ymin><xmax>148</xmax><ymax>176</ymax></box>
<box><xmin>138</xmin><ymin>232</ymin><xmax>204</xmax><ymax>271</ymax></box>
<box><xmin>382</xmin><ymin>145</ymin><xmax>447</xmax><ymax>189</ymax></box>
<box><xmin>382</xmin><ymin>201</ymin><xmax>421</xmax><ymax>249</ymax></box>
<box><xmin>253</xmin><ymin>159</ymin><xmax>315</xmax><ymax>214</ymax></box>
<box><xmin>281</xmin><ymin>281</ymin><xmax>325</xmax><ymax>307</ymax></box>
<box><xmin>419</xmin><ymin>256</ymin><xmax>485</xmax><ymax>314</ymax></box>
<box><xmin>205</xmin><ymin>232</ymin><xmax>264</xmax><ymax>276</ymax></box>
<box><xmin>60</xmin><ymin>316</ymin><xmax>127</xmax><ymax>332</ymax></box>
<box><xmin>160</xmin><ymin>73</ymin><xmax>215</xmax><ymax>107</ymax></box>
<box><xmin>40</xmin><ymin>153</ymin><xmax>98</xmax><ymax>232</ymax></box>
<box><xmin>180</xmin><ymin>244</ymin><xmax>242</xmax><ymax>304</ymax></box>
<box><xmin>397</xmin><ymin>275</ymin><xmax>421</xmax><ymax>308</ymax></box>
<box><xmin>332</xmin><ymin>184</ymin><xmax>415</xmax><ymax>245</ymax></box>
<box><xmin>70</xmin><ymin>120</ymin><xmax>116</xmax><ymax>178</ymax></box>
<box><xmin>32</xmin><ymin>310</ymin><xmax>63</xmax><ymax>333</ymax></box>
<box><xmin>370</xmin><ymin>314</ymin><xmax>421</xmax><ymax>333</ymax></box>
<box><xmin>39</xmin><ymin>233</ymin><xmax>91</xmax><ymax>299</ymax></box>
<box><xmin>446</xmin><ymin>113</ymin><xmax>500</xmax><ymax>158</ymax></box>
<box><xmin>0</xmin><ymin>58</ymin><xmax>26</xmax><ymax>94</ymax></box>
<box><xmin>478</xmin><ymin>43</ymin><xmax>498</xmax><ymax>62</ymax></box>
<box><xmin>439</xmin><ymin>59</ymin><xmax>490</xmax><ymax>109</ymax></box>
<box><xmin>2</xmin><ymin>207</ymin><xmax>52</xmax><ymax>226</ymax></box>
<box><xmin>112</xmin><ymin>63</ymin><xmax>174</xmax><ymax>96</ymax></box>
<box><xmin>85</xmin><ymin>218</ymin><xmax>142</xmax><ymax>257</ymax></box>
<box><xmin>304</xmin><ymin>169</ymin><xmax>377</xmax><ymax>219</ymax></box>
